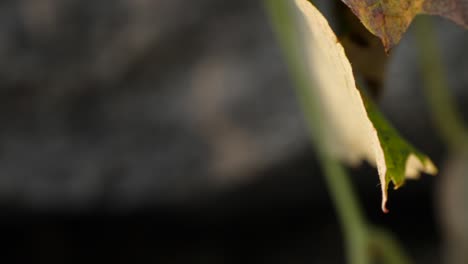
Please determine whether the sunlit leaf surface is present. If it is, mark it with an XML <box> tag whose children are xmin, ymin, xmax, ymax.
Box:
<box><xmin>294</xmin><ymin>0</ymin><xmax>437</xmax><ymax>212</ymax></box>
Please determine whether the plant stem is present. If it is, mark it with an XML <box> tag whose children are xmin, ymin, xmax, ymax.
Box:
<box><xmin>414</xmin><ymin>16</ymin><xmax>468</xmax><ymax>152</ymax></box>
<box><xmin>414</xmin><ymin>16</ymin><xmax>468</xmax><ymax>264</ymax></box>
<box><xmin>321</xmin><ymin>157</ymin><xmax>369</xmax><ymax>264</ymax></box>
<box><xmin>263</xmin><ymin>1</ymin><xmax>369</xmax><ymax>263</ymax></box>
<box><xmin>369</xmin><ymin>227</ymin><xmax>412</xmax><ymax>264</ymax></box>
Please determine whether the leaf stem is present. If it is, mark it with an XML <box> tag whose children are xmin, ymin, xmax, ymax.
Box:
<box><xmin>414</xmin><ymin>16</ymin><xmax>468</xmax><ymax>152</ymax></box>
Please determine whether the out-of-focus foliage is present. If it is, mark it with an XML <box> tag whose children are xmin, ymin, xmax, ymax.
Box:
<box><xmin>439</xmin><ymin>153</ymin><xmax>468</xmax><ymax>263</ymax></box>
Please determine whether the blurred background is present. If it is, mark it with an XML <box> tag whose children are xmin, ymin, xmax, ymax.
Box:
<box><xmin>0</xmin><ymin>0</ymin><xmax>467</xmax><ymax>263</ymax></box>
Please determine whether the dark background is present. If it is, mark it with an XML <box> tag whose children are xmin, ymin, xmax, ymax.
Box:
<box><xmin>0</xmin><ymin>0</ymin><xmax>466</xmax><ymax>263</ymax></box>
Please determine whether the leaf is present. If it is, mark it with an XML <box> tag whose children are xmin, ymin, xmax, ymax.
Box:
<box><xmin>340</xmin><ymin>0</ymin><xmax>468</xmax><ymax>51</ymax></box>
<box><xmin>293</xmin><ymin>0</ymin><xmax>437</xmax><ymax>212</ymax></box>
<box><xmin>362</xmin><ymin>95</ymin><xmax>438</xmax><ymax>212</ymax></box>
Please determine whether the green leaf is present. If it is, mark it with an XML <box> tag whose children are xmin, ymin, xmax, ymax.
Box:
<box><xmin>363</xmin><ymin>95</ymin><xmax>437</xmax><ymax>213</ymax></box>
<box><xmin>292</xmin><ymin>0</ymin><xmax>437</xmax><ymax>212</ymax></box>
<box><xmin>340</xmin><ymin>0</ymin><xmax>468</xmax><ymax>51</ymax></box>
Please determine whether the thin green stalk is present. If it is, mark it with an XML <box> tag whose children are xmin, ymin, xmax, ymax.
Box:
<box><xmin>414</xmin><ymin>16</ymin><xmax>468</xmax><ymax>152</ymax></box>
<box><xmin>321</xmin><ymin>157</ymin><xmax>369</xmax><ymax>264</ymax></box>
<box><xmin>369</xmin><ymin>227</ymin><xmax>412</xmax><ymax>264</ymax></box>
<box><xmin>263</xmin><ymin>1</ymin><xmax>368</xmax><ymax>263</ymax></box>
<box><xmin>414</xmin><ymin>16</ymin><xmax>468</xmax><ymax>264</ymax></box>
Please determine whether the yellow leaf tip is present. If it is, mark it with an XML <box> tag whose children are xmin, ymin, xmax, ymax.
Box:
<box><xmin>424</xmin><ymin>159</ymin><xmax>438</xmax><ymax>175</ymax></box>
<box><xmin>393</xmin><ymin>182</ymin><xmax>404</xmax><ymax>190</ymax></box>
